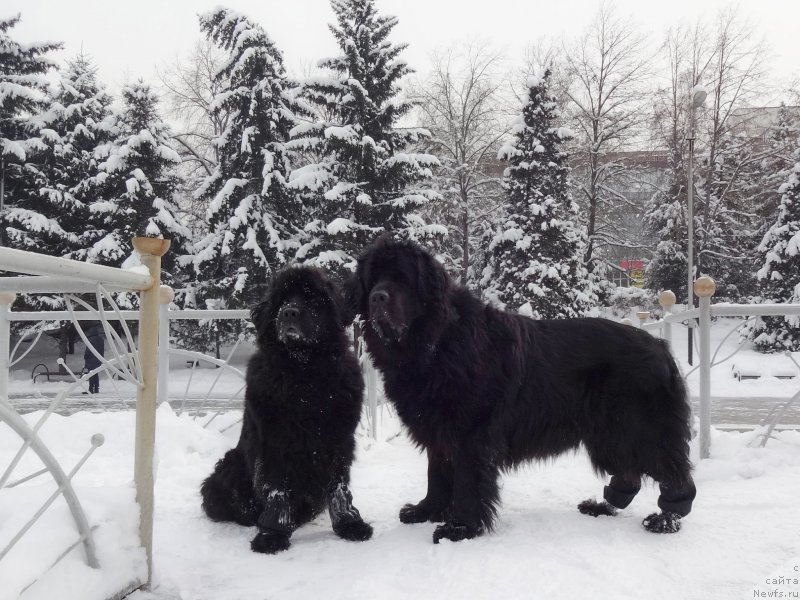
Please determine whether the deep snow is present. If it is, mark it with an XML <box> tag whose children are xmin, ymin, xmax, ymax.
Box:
<box><xmin>2</xmin><ymin>404</ymin><xmax>800</xmax><ymax>600</ymax></box>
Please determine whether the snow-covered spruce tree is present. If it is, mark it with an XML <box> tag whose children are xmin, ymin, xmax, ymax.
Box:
<box><xmin>699</xmin><ymin>132</ymin><xmax>761</xmax><ymax>301</ymax></box>
<box><xmin>5</xmin><ymin>55</ymin><xmax>114</xmax><ymax>316</ymax></box>
<box><xmin>289</xmin><ymin>0</ymin><xmax>440</xmax><ymax>275</ymax></box>
<box><xmin>644</xmin><ymin>178</ymin><xmax>688</xmax><ymax>301</ymax></box>
<box><xmin>7</xmin><ymin>55</ymin><xmax>113</xmax><ymax>260</ymax></box>
<box><xmin>89</xmin><ymin>80</ymin><xmax>189</xmax><ymax>283</ymax></box>
<box><xmin>749</xmin><ymin>159</ymin><xmax>800</xmax><ymax>352</ymax></box>
<box><xmin>190</xmin><ymin>8</ymin><xmax>302</xmax><ymax>312</ymax></box>
<box><xmin>482</xmin><ymin>71</ymin><xmax>595</xmax><ymax>318</ymax></box>
<box><xmin>0</xmin><ymin>14</ymin><xmax>61</xmax><ymax>247</ymax></box>
<box><xmin>748</xmin><ymin>104</ymin><xmax>800</xmax><ymax>263</ymax></box>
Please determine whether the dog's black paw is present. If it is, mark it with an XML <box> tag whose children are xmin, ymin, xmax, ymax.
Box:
<box><xmin>400</xmin><ymin>502</ymin><xmax>431</xmax><ymax>523</ymax></box>
<box><xmin>251</xmin><ymin>531</ymin><xmax>291</xmax><ymax>554</ymax></box>
<box><xmin>334</xmin><ymin>518</ymin><xmax>373</xmax><ymax>541</ymax></box>
<box><xmin>432</xmin><ymin>521</ymin><xmax>481</xmax><ymax>544</ymax></box>
<box><xmin>642</xmin><ymin>512</ymin><xmax>682</xmax><ymax>534</ymax></box>
<box><xmin>578</xmin><ymin>499</ymin><xmax>618</xmax><ymax>517</ymax></box>
<box><xmin>399</xmin><ymin>502</ymin><xmax>450</xmax><ymax>524</ymax></box>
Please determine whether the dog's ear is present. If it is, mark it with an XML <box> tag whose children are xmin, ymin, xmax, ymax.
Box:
<box><xmin>250</xmin><ymin>298</ymin><xmax>273</xmax><ymax>341</ymax></box>
<box><xmin>416</xmin><ymin>247</ymin><xmax>449</xmax><ymax>306</ymax></box>
<box><xmin>319</xmin><ymin>276</ymin><xmax>355</xmax><ymax>328</ymax></box>
<box><xmin>342</xmin><ymin>270</ymin><xmax>366</xmax><ymax>322</ymax></box>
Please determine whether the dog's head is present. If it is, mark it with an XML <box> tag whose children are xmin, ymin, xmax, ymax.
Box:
<box><xmin>251</xmin><ymin>266</ymin><xmax>349</xmax><ymax>350</ymax></box>
<box><xmin>346</xmin><ymin>238</ymin><xmax>449</xmax><ymax>345</ymax></box>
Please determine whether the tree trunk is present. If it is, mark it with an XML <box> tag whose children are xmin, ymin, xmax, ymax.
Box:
<box><xmin>585</xmin><ymin>150</ymin><xmax>599</xmax><ymax>264</ymax></box>
<box><xmin>460</xmin><ymin>202</ymin><xmax>469</xmax><ymax>287</ymax></box>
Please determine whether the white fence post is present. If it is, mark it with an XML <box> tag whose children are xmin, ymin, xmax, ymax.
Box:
<box><xmin>636</xmin><ymin>311</ymin><xmax>650</xmax><ymax>328</ymax></box>
<box><xmin>659</xmin><ymin>290</ymin><xmax>676</xmax><ymax>345</ymax></box>
<box><xmin>0</xmin><ymin>292</ymin><xmax>15</xmax><ymax>401</ymax></box>
<box><xmin>132</xmin><ymin>237</ymin><xmax>170</xmax><ymax>588</ymax></box>
<box><xmin>157</xmin><ymin>286</ymin><xmax>174</xmax><ymax>406</ymax></box>
<box><xmin>695</xmin><ymin>276</ymin><xmax>716</xmax><ymax>460</ymax></box>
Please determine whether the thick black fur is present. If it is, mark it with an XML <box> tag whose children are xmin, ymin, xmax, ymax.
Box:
<box><xmin>201</xmin><ymin>266</ymin><xmax>372</xmax><ymax>553</ymax></box>
<box><xmin>348</xmin><ymin>238</ymin><xmax>696</xmax><ymax>543</ymax></box>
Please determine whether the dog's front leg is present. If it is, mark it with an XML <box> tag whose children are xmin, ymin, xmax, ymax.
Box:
<box><xmin>327</xmin><ymin>475</ymin><xmax>373</xmax><ymax>542</ymax></box>
<box><xmin>251</xmin><ymin>462</ymin><xmax>294</xmax><ymax>554</ymax></box>
<box><xmin>399</xmin><ymin>447</ymin><xmax>453</xmax><ymax>524</ymax></box>
<box><xmin>432</xmin><ymin>443</ymin><xmax>498</xmax><ymax>544</ymax></box>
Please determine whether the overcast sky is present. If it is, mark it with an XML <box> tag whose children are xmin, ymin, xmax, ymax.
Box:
<box><xmin>6</xmin><ymin>0</ymin><xmax>800</xmax><ymax>102</ymax></box>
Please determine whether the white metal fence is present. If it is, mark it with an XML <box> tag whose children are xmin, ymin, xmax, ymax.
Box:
<box><xmin>637</xmin><ymin>277</ymin><xmax>800</xmax><ymax>459</ymax></box>
<box><xmin>0</xmin><ymin>238</ymin><xmax>167</xmax><ymax>596</ymax></box>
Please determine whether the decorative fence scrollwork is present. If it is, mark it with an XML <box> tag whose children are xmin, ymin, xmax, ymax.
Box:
<box><xmin>0</xmin><ymin>238</ymin><xmax>167</xmax><ymax>597</ymax></box>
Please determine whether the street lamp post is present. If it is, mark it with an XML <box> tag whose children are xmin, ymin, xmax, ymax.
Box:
<box><xmin>686</xmin><ymin>85</ymin><xmax>707</xmax><ymax>366</ymax></box>
<box><xmin>0</xmin><ymin>157</ymin><xmax>5</xmax><ymax>247</ymax></box>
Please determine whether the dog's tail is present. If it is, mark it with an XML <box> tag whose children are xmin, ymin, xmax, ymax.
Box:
<box><xmin>200</xmin><ymin>448</ymin><xmax>259</xmax><ymax>526</ymax></box>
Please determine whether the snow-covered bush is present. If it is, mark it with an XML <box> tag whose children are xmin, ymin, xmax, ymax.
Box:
<box><xmin>605</xmin><ymin>286</ymin><xmax>659</xmax><ymax>319</ymax></box>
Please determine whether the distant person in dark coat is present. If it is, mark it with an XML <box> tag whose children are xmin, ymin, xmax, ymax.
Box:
<box><xmin>83</xmin><ymin>323</ymin><xmax>105</xmax><ymax>394</ymax></box>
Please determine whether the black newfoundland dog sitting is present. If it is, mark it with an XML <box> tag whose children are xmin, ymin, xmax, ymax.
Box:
<box><xmin>348</xmin><ymin>238</ymin><xmax>696</xmax><ymax>543</ymax></box>
<box><xmin>201</xmin><ymin>266</ymin><xmax>372</xmax><ymax>553</ymax></box>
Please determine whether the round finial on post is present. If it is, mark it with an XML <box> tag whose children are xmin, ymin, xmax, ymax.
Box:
<box><xmin>159</xmin><ymin>285</ymin><xmax>175</xmax><ymax>305</ymax></box>
<box><xmin>0</xmin><ymin>292</ymin><xmax>16</xmax><ymax>306</ymax></box>
<box><xmin>621</xmin><ymin>318</ymin><xmax>633</xmax><ymax>326</ymax></box>
<box><xmin>659</xmin><ymin>290</ymin><xmax>676</xmax><ymax>309</ymax></box>
<box><xmin>694</xmin><ymin>277</ymin><xmax>716</xmax><ymax>298</ymax></box>
<box><xmin>132</xmin><ymin>237</ymin><xmax>171</xmax><ymax>257</ymax></box>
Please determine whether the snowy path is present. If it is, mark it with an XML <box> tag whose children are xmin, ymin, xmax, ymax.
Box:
<box><xmin>3</xmin><ymin>406</ymin><xmax>800</xmax><ymax>600</ymax></box>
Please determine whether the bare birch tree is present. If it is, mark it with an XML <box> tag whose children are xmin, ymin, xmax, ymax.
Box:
<box><xmin>694</xmin><ymin>8</ymin><xmax>769</xmax><ymax>297</ymax></box>
<box><xmin>412</xmin><ymin>42</ymin><xmax>511</xmax><ymax>287</ymax></box>
<box><xmin>644</xmin><ymin>22</ymin><xmax>716</xmax><ymax>298</ymax></box>
<box><xmin>561</xmin><ymin>2</ymin><xmax>652</xmax><ymax>265</ymax></box>
<box><xmin>157</xmin><ymin>39</ymin><xmax>230</xmax><ymax>231</ymax></box>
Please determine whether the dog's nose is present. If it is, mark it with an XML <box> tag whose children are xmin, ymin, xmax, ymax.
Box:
<box><xmin>370</xmin><ymin>290</ymin><xmax>389</xmax><ymax>306</ymax></box>
<box><xmin>282</xmin><ymin>306</ymin><xmax>300</xmax><ymax>320</ymax></box>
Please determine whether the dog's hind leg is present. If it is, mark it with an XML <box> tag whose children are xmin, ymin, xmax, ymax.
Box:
<box><xmin>579</xmin><ymin>474</ymin><xmax>641</xmax><ymax>518</ymax></box>
<box><xmin>642</xmin><ymin>476</ymin><xmax>696</xmax><ymax>533</ymax></box>
<box><xmin>201</xmin><ymin>449</ymin><xmax>259</xmax><ymax>526</ymax></box>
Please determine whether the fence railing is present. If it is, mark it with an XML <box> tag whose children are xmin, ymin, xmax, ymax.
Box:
<box><xmin>637</xmin><ymin>277</ymin><xmax>800</xmax><ymax>459</ymax></box>
<box><xmin>1</xmin><ymin>291</ymin><xmax>383</xmax><ymax>435</ymax></box>
<box><xmin>0</xmin><ymin>238</ymin><xmax>168</xmax><ymax>595</ymax></box>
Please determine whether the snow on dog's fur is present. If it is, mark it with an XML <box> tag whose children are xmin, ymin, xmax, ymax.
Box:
<box><xmin>200</xmin><ymin>266</ymin><xmax>372</xmax><ymax>553</ymax></box>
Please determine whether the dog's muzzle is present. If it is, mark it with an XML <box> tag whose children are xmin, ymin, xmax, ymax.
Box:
<box><xmin>370</xmin><ymin>319</ymin><xmax>407</xmax><ymax>343</ymax></box>
<box><xmin>279</xmin><ymin>324</ymin><xmax>303</xmax><ymax>343</ymax></box>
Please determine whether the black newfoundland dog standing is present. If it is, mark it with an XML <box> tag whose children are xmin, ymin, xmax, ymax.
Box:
<box><xmin>348</xmin><ymin>238</ymin><xmax>696</xmax><ymax>543</ymax></box>
<box><xmin>201</xmin><ymin>266</ymin><xmax>373</xmax><ymax>553</ymax></box>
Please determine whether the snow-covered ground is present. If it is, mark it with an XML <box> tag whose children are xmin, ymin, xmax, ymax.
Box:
<box><xmin>2</xmin><ymin>405</ymin><xmax>800</xmax><ymax>600</ymax></box>
<box><xmin>2</xmin><ymin>315</ymin><xmax>800</xmax><ymax>599</ymax></box>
